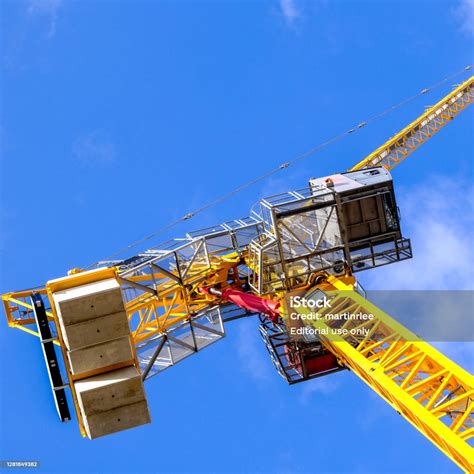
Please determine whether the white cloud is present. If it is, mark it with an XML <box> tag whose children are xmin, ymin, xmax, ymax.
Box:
<box><xmin>27</xmin><ymin>0</ymin><xmax>63</xmax><ymax>38</ymax></box>
<box><xmin>235</xmin><ymin>317</ymin><xmax>273</xmax><ymax>383</ymax></box>
<box><xmin>279</xmin><ymin>0</ymin><xmax>301</xmax><ymax>25</ymax></box>
<box><xmin>363</xmin><ymin>176</ymin><xmax>474</xmax><ymax>291</ymax></box>
<box><xmin>432</xmin><ymin>342</ymin><xmax>474</xmax><ymax>373</ymax></box>
<box><xmin>72</xmin><ymin>131</ymin><xmax>117</xmax><ymax>166</ymax></box>
<box><xmin>454</xmin><ymin>0</ymin><xmax>474</xmax><ymax>36</ymax></box>
<box><xmin>297</xmin><ymin>376</ymin><xmax>340</xmax><ymax>405</ymax></box>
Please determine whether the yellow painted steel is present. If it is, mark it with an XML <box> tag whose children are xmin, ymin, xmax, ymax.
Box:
<box><xmin>351</xmin><ymin>75</ymin><xmax>474</xmax><ymax>171</ymax></box>
<box><xmin>120</xmin><ymin>254</ymin><xmax>243</xmax><ymax>343</ymax></box>
<box><xmin>2</xmin><ymin>256</ymin><xmax>243</xmax><ymax>345</ymax></box>
<box><xmin>2</xmin><ymin>72</ymin><xmax>474</xmax><ymax>468</ymax></box>
<box><xmin>4</xmin><ymin>267</ymin><xmax>473</xmax><ymax>470</ymax></box>
<box><xmin>296</xmin><ymin>275</ymin><xmax>473</xmax><ymax>473</ymax></box>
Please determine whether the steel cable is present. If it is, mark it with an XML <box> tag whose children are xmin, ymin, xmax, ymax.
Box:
<box><xmin>86</xmin><ymin>65</ymin><xmax>472</xmax><ymax>268</ymax></box>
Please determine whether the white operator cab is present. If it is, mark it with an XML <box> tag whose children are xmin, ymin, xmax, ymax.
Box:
<box><xmin>308</xmin><ymin>166</ymin><xmax>412</xmax><ymax>274</ymax></box>
<box><xmin>248</xmin><ymin>166</ymin><xmax>412</xmax><ymax>297</ymax></box>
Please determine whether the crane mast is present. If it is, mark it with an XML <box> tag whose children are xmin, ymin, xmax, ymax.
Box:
<box><xmin>2</xmin><ymin>75</ymin><xmax>473</xmax><ymax>472</ymax></box>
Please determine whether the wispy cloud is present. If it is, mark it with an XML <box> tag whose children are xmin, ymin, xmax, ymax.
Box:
<box><xmin>364</xmin><ymin>176</ymin><xmax>474</xmax><ymax>291</ymax></box>
<box><xmin>433</xmin><ymin>342</ymin><xmax>474</xmax><ymax>373</ymax></box>
<box><xmin>27</xmin><ymin>0</ymin><xmax>64</xmax><ymax>38</ymax></box>
<box><xmin>235</xmin><ymin>318</ymin><xmax>273</xmax><ymax>383</ymax></box>
<box><xmin>72</xmin><ymin>131</ymin><xmax>117</xmax><ymax>167</ymax></box>
<box><xmin>3</xmin><ymin>0</ymin><xmax>64</xmax><ymax>71</ymax></box>
<box><xmin>279</xmin><ymin>0</ymin><xmax>301</xmax><ymax>25</ymax></box>
<box><xmin>298</xmin><ymin>376</ymin><xmax>340</xmax><ymax>405</ymax></box>
<box><xmin>454</xmin><ymin>0</ymin><xmax>474</xmax><ymax>36</ymax></box>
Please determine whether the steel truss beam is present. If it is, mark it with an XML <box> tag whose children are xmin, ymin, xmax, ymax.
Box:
<box><xmin>299</xmin><ymin>276</ymin><xmax>473</xmax><ymax>472</ymax></box>
<box><xmin>351</xmin><ymin>76</ymin><xmax>474</xmax><ymax>171</ymax></box>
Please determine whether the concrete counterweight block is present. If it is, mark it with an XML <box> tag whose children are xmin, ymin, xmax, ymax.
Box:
<box><xmin>74</xmin><ymin>366</ymin><xmax>151</xmax><ymax>439</ymax></box>
<box><xmin>51</xmin><ymin>274</ymin><xmax>152</xmax><ymax>438</ymax></box>
<box><xmin>59</xmin><ymin>311</ymin><xmax>130</xmax><ymax>351</ymax></box>
<box><xmin>67</xmin><ymin>336</ymin><xmax>134</xmax><ymax>377</ymax></box>
<box><xmin>51</xmin><ymin>277</ymin><xmax>135</xmax><ymax>376</ymax></box>
<box><xmin>52</xmin><ymin>278</ymin><xmax>126</xmax><ymax>325</ymax></box>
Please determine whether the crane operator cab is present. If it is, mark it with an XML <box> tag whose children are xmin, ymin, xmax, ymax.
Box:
<box><xmin>308</xmin><ymin>166</ymin><xmax>411</xmax><ymax>272</ymax></box>
<box><xmin>253</xmin><ymin>166</ymin><xmax>413</xmax><ymax>384</ymax></box>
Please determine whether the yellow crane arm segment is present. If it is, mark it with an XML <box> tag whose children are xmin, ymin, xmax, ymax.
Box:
<box><xmin>1</xmin><ymin>255</ymin><xmax>243</xmax><ymax>345</ymax></box>
<box><xmin>298</xmin><ymin>276</ymin><xmax>474</xmax><ymax>473</ymax></box>
<box><xmin>350</xmin><ymin>75</ymin><xmax>474</xmax><ymax>171</ymax></box>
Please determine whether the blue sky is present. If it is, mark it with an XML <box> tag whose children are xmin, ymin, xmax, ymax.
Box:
<box><xmin>1</xmin><ymin>1</ymin><xmax>473</xmax><ymax>473</ymax></box>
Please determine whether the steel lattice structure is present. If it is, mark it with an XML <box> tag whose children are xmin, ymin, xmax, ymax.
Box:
<box><xmin>2</xmin><ymin>74</ymin><xmax>474</xmax><ymax>472</ymax></box>
<box><xmin>351</xmin><ymin>76</ymin><xmax>474</xmax><ymax>171</ymax></box>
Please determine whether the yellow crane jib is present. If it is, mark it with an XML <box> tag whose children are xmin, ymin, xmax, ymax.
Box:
<box><xmin>294</xmin><ymin>279</ymin><xmax>474</xmax><ymax>473</ymax></box>
<box><xmin>351</xmin><ymin>75</ymin><xmax>474</xmax><ymax>171</ymax></box>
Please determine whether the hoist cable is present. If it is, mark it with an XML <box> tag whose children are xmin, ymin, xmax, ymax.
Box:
<box><xmin>86</xmin><ymin>65</ymin><xmax>472</xmax><ymax>268</ymax></box>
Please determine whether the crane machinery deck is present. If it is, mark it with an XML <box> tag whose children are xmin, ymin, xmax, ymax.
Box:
<box><xmin>2</xmin><ymin>71</ymin><xmax>474</xmax><ymax>472</ymax></box>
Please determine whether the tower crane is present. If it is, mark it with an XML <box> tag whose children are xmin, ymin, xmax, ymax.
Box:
<box><xmin>2</xmin><ymin>73</ymin><xmax>474</xmax><ymax>472</ymax></box>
